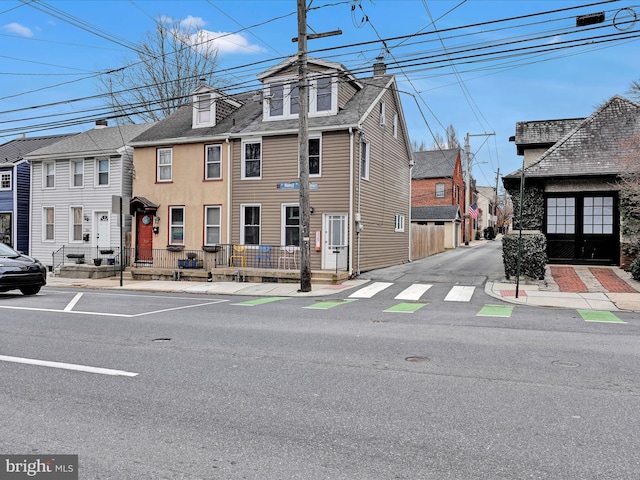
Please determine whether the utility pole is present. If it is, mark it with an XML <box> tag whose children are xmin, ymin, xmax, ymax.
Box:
<box><xmin>464</xmin><ymin>132</ymin><xmax>495</xmax><ymax>245</ymax></box>
<box><xmin>295</xmin><ymin>0</ymin><xmax>341</xmax><ymax>292</ymax></box>
<box><xmin>494</xmin><ymin>167</ymin><xmax>500</xmax><ymax>229</ymax></box>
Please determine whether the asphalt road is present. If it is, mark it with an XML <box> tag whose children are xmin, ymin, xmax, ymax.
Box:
<box><xmin>1</xmin><ymin>243</ymin><xmax>639</xmax><ymax>479</ymax></box>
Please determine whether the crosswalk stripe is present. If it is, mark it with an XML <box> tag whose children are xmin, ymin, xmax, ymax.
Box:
<box><xmin>444</xmin><ymin>286</ymin><xmax>476</xmax><ymax>302</ymax></box>
<box><xmin>384</xmin><ymin>302</ymin><xmax>428</xmax><ymax>313</ymax></box>
<box><xmin>349</xmin><ymin>282</ymin><xmax>393</xmax><ymax>298</ymax></box>
<box><xmin>477</xmin><ymin>305</ymin><xmax>513</xmax><ymax>317</ymax></box>
<box><xmin>395</xmin><ymin>284</ymin><xmax>432</xmax><ymax>301</ymax></box>
<box><xmin>304</xmin><ymin>299</ymin><xmax>358</xmax><ymax>310</ymax></box>
<box><xmin>577</xmin><ymin>310</ymin><xmax>626</xmax><ymax>323</ymax></box>
<box><xmin>232</xmin><ymin>297</ymin><xmax>286</xmax><ymax>306</ymax></box>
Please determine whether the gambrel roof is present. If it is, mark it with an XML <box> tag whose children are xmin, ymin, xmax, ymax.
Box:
<box><xmin>506</xmin><ymin>95</ymin><xmax>640</xmax><ymax>179</ymax></box>
<box><xmin>412</xmin><ymin>148</ymin><xmax>460</xmax><ymax>180</ymax></box>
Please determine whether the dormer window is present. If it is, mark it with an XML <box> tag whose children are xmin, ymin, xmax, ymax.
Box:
<box><xmin>264</xmin><ymin>80</ymin><xmax>298</xmax><ymax>121</ymax></box>
<box><xmin>309</xmin><ymin>74</ymin><xmax>337</xmax><ymax>116</ymax></box>
<box><xmin>193</xmin><ymin>92</ymin><xmax>215</xmax><ymax>128</ymax></box>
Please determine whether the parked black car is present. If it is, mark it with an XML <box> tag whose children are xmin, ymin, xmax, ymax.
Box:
<box><xmin>0</xmin><ymin>243</ymin><xmax>47</xmax><ymax>295</ymax></box>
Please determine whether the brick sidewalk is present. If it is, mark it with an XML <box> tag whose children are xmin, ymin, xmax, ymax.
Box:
<box><xmin>549</xmin><ymin>266</ymin><xmax>588</xmax><ymax>293</ymax></box>
<box><xmin>549</xmin><ymin>265</ymin><xmax>638</xmax><ymax>293</ymax></box>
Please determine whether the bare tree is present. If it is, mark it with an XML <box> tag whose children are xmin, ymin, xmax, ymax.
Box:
<box><xmin>99</xmin><ymin>17</ymin><xmax>221</xmax><ymax>123</ymax></box>
<box><xmin>446</xmin><ymin>123</ymin><xmax>460</xmax><ymax>148</ymax></box>
<box><xmin>628</xmin><ymin>80</ymin><xmax>640</xmax><ymax>103</ymax></box>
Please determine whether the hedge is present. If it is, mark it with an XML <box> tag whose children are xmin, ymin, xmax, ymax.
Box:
<box><xmin>502</xmin><ymin>232</ymin><xmax>547</xmax><ymax>280</ymax></box>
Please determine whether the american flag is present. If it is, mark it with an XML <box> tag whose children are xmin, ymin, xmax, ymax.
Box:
<box><xmin>467</xmin><ymin>203</ymin><xmax>479</xmax><ymax>219</ymax></box>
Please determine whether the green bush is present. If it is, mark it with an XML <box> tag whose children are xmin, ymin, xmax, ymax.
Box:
<box><xmin>502</xmin><ymin>233</ymin><xmax>547</xmax><ymax>280</ymax></box>
<box><xmin>629</xmin><ymin>257</ymin><xmax>640</xmax><ymax>281</ymax></box>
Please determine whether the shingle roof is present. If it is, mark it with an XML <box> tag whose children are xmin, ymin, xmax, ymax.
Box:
<box><xmin>505</xmin><ymin>95</ymin><xmax>640</xmax><ymax>179</ymax></box>
<box><xmin>411</xmin><ymin>148</ymin><xmax>460</xmax><ymax>179</ymax></box>
<box><xmin>24</xmin><ymin>123</ymin><xmax>154</xmax><ymax>159</ymax></box>
<box><xmin>0</xmin><ymin>133</ymin><xmax>77</xmax><ymax>165</ymax></box>
<box><xmin>411</xmin><ymin>205</ymin><xmax>461</xmax><ymax>221</ymax></box>
<box><xmin>512</xmin><ymin>118</ymin><xmax>584</xmax><ymax>155</ymax></box>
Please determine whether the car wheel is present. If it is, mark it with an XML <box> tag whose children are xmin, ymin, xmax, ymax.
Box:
<box><xmin>20</xmin><ymin>286</ymin><xmax>41</xmax><ymax>295</ymax></box>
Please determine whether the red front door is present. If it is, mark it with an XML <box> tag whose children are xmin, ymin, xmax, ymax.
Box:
<box><xmin>136</xmin><ymin>213</ymin><xmax>154</xmax><ymax>262</ymax></box>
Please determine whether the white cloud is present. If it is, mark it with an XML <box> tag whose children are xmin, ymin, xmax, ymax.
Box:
<box><xmin>180</xmin><ymin>15</ymin><xmax>205</xmax><ymax>30</ymax></box>
<box><xmin>3</xmin><ymin>22</ymin><xmax>33</xmax><ymax>38</ymax></box>
<box><xmin>190</xmin><ymin>30</ymin><xmax>265</xmax><ymax>54</ymax></box>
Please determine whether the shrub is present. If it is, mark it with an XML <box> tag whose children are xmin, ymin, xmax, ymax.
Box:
<box><xmin>502</xmin><ymin>232</ymin><xmax>547</xmax><ymax>280</ymax></box>
<box><xmin>629</xmin><ymin>257</ymin><xmax>640</xmax><ymax>281</ymax></box>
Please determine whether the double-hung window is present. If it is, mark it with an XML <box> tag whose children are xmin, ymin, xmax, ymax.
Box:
<box><xmin>0</xmin><ymin>172</ymin><xmax>11</xmax><ymax>190</ymax></box>
<box><xmin>282</xmin><ymin>205</ymin><xmax>300</xmax><ymax>247</ymax></box>
<box><xmin>360</xmin><ymin>139</ymin><xmax>370</xmax><ymax>180</ymax></box>
<box><xmin>70</xmin><ymin>207</ymin><xmax>83</xmax><ymax>242</ymax></box>
<box><xmin>43</xmin><ymin>207</ymin><xmax>54</xmax><ymax>241</ymax></box>
<box><xmin>169</xmin><ymin>206</ymin><xmax>184</xmax><ymax>245</ymax></box>
<box><xmin>96</xmin><ymin>159</ymin><xmax>109</xmax><ymax>186</ymax></box>
<box><xmin>242</xmin><ymin>140</ymin><xmax>261</xmax><ymax>179</ymax></box>
<box><xmin>436</xmin><ymin>183</ymin><xmax>445</xmax><ymax>198</ymax></box>
<box><xmin>269</xmin><ymin>83</ymin><xmax>284</xmax><ymax>117</ymax></box>
<box><xmin>309</xmin><ymin>137</ymin><xmax>321</xmax><ymax>176</ymax></box>
<box><xmin>241</xmin><ymin>205</ymin><xmax>261</xmax><ymax>245</ymax></box>
<box><xmin>205</xmin><ymin>145</ymin><xmax>222</xmax><ymax>180</ymax></box>
<box><xmin>43</xmin><ymin>162</ymin><xmax>55</xmax><ymax>188</ymax></box>
<box><xmin>204</xmin><ymin>206</ymin><xmax>221</xmax><ymax>245</ymax></box>
<box><xmin>157</xmin><ymin>148</ymin><xmax>172</xmax><ymax>182</ymax></box>
<box><xmin>71</xmin><ymin>160</ymin><xmax>83</xmax><ymax>187</ymax></box>
<box><xmin>395</xmin><ymin>214</ymin><xmax>405</xmax><ymax>232</ymax></box>
<box><xmin>313</xmin><ymin>76</ymin><xmax>333</xmax><ymax>113</ymax></box>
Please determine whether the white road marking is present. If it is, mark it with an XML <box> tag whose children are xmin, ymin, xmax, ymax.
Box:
<box><xmin>444</xmin><ymin>286</ymin><xmax>476</xmax><ymax>302</ymax></box>
<box><xmin>0</xmin><ymin>354</ymin><xmax>138</xmax><ymax>377</ymax></box>
<box><xmin>349</xmin><ymin>282</ymin><xmax>393</xmax><ymax>298</ymax></box>
<box><xmin>395</xmin><ymin>284</ymin><xmax>432</xmax><ymax>301</ymax></box>
<box><xmin>63</xmin><ymin>293</ymin><xmax>84</xmax><ymax>311</ymax></box>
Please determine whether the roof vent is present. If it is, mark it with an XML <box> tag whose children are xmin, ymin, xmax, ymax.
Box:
<box><xmin>95</xmin><ymin>119</ymin><xmax>108</xmax><ymax>129</ymax></box>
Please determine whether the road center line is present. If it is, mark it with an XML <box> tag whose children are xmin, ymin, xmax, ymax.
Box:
<box><xmin>64</xmin><ymin>293</ymin><xmax>84</xmax><ymax>311</ymax></box>
<box><xmin>0</xmin><ymin>354</ymin><xmax>138</xmax><ymax>377</ymax></box>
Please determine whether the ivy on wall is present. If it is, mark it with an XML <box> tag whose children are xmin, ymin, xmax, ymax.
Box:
<box><xmin>505</xmin><ymin>181</ymin><xmax>545</xmax><ymax>231</ymax></box>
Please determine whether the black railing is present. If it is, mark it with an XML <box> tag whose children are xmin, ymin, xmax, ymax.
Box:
<box><xmin>52</xmin><ymin>245</ymin><xmax>123</xmax><ymax>270</ymax></box>
<box><xmin>126</xmin><ymin>244</ymin><xmax>301</xmax><ymax>270</ymax></box>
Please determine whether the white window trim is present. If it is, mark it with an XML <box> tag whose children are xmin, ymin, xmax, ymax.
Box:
<box><xmin>43</xmin><ymin>206</ymin><xmax>55</xmax><ymax>242</ymax></box>
<box><xmin>43</xmin><ymin>162</ymin><xmax>55</xmax><ymax>189</ymax></box>
<box><xmin>241</xmin><ymin>138</ymin><xmax>262</xmax><ymax>180</ymax></box>
<box><xmin>297</xmin><ymin>135</ymin><xmax>322</xmax><ymax>178</ymax></box>
<box><xmin>309</xmin><ymin>74</ymin><xmax>338</xmax><ymax>116</ymax></box>
<box><xmin>204</xmin><ymin>205</ymin><xmax>222</xmax><ymax>246</ymax></box>
<box><xmin>281</xmin><ymin>203</ymin><xmax>300</xmax><ymax>247</ymax></box>
<box><xmin>379</xmin><ymin>101</ymin><xmax>386</xmax><ymax>127</ymax></box>
<box><xmin>436</xmin><ymin>183</ymin><xmax>445</xmax><ymax>198</ymax></box>
<box><xmin>0</xmin><ymin>172</ymin><xmax>11</xmax><ymax>191</ymax></box>
<box><xmin>95</xmin><ymin>158</ymin><xmax>110</xmax><ymax>187</ymax></box>
<box><xmin>70</xmin><ymin>160</ymin><xmax>84</xmax><ymax>188</ymax></box>
<box><xmin>157</xmin><ymin>148</ymin><xmax>173</xmax><ymax>183</ymax></box>
<box><xmin>360</xmin><ymin>138</ymin><xmax>370</xmax><ymax>181</ymax></box>
<box><xmin>205</xmin><ymin>144</ymin><xmax>222</xmax><ymax>180</ymax></box>
<box><xmin>395</xmin><ymin>213</ymin><xmax>405</xmax><ymax>232</ymax></box>
<box><xmin>69</xmin><ymin>206</ymin><xmax>84</xmax><ymax>243</ymax></box>
<box><xmin>169</xmin><ymin>206</ymin><xmax>185</xmax><ymax>245</ymax></box>
<box><xmin>393</xmin><ymin>113</ymin><xmax>398</xmax><ymax>138</ymax></box>
<box><xmin>240</xmin><ymin>203</ymin><xmax>261</xmax><ymax>246</ymax></box>
<box><xmin>193</xmin><ymin>92</ymin><xmax>216</xmax><ymax>128</ymax></box>
<box><xmin>263</xmin><ymin>78</ymin><xmax>299</xmax><ymax>121</ymax></box>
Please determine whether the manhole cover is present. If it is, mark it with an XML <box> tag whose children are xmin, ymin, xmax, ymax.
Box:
<box><xmin>405</xmin><ymin>356</ymin><xmax>429</xmax><ymax>363</ymax></box>
<box><xmin>552</xmin><ymin>360</ymin><xmax>580</xmax><ymax>368</ymax></box>
<box><xmin>152</xmin><ymin>338</ymin><xmax>171</xmax><ymax>343</ymax></box>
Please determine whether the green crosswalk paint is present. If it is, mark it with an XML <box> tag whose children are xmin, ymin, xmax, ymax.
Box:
<box><xmin>578</xmin><ymin>310</ymin><xmax>625</xmax><ymax>323</ymax></box>
<box><xmin>384</xmin><ymin>302</ymin><xmax>428</xmax><ymax>313</ymax></box>
<box><xmin>477</xmin><ymin>305</ymin><xmax>514</xmax><ymax>317</ymax></box>
<box><xmin>232</xmin><ymin>297</ymin><xmax>287</xmax><ymax>306</ymax></box>
<box><xmin>304</xmin><ymin>299</ymin><xmax>357</xmax><ymax>309</ymax></box>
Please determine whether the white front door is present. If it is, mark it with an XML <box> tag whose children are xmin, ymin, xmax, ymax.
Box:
<box><xmin>95</xmin><ymin>211</ymin><xmax>110</xmax><ymax>249</ymax></box>
<box><xmin>322</xmin><ymin>213</ymin><xmax>348</xmax><ymax>271</ymax></box>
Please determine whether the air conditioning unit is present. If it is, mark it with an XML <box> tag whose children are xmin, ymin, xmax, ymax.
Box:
<box><xmin>380</xmin><ymin>115</ymin><xmax>386</xmax><ymax>127</ymax></box>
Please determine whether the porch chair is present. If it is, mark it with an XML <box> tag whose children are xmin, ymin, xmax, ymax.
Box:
<box><xmin>277</xmin><ymin>245</ymin><xmax>297</xmax><ymax>270</ymax></box>
<box><xmin>229</xmin><ymin>245</ymin><xmax>247</xmax><ymax>267</ymax></box>
<box><xmin>255</xmin><ymin>245</ymin><xmax>273</xmax><ymax>268</ymax></box>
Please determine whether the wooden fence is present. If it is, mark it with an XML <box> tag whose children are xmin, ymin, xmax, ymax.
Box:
<box><xmin>411</xmin><ymin>224</ymin><xmax>445</xmax><ymax>260</ymax></box>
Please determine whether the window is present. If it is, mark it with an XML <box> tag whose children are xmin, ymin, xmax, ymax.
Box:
<box><xmin>43</xmin><ymin>162</ymin><xmax>55</xmax><ymax>188</ymax></box>
<box><xmin>205</xmin><ymin>145</ymin><xmax>222</xmax><ymax>180</ymax></box>
<box><xmin>309</xmin><ymin>137</ymin><xmax>321</xmax><ymax>176</ymax></box>
<box><xmin>0</xmin><ymin>172</ymin><xmax>11</xmax><ymax>190</ymax></box>
<box><xmin>204</xmin><ymin>206</ymin><xmax>221</xmax><ymax>245</ymax></box>
<box><xmin>379</xmin><ymin>101</ymin><xmax>386</xmax><ymax>126</ymax></box>
<box><xmin>264</xmin><ymin>81</ymin><xmax>299</xmax><ymax>119</ymax></box>
<box><xmin>96</xmin><ymin>159</ymin><xmax>109</xmax><ymax>186</ymax></box>
<box><xmin>169</xmin><ymin>207</ymin><xmax>185</xmax><ymax>245</ymax></box>
<box><xmin>43</xmin><ymin>207</ymin><xmax>54</xmax><ymax>241</ymax></box>
<box><xmin>290</xmin><ymin>84</ymin><xmax>299</xmax><ymax>115</ymax></box>
<box><xmin>314</xmin><ymin>76</ymin><xmax>333</xmax><ymax>113</ymax></box>
<box><xmin>583</xmin><ymin>196</ymin><xmax>614</xmax><ymax>234</ymax></box>
<box><xmin>360</xmin><ymin>139</ymin><xmax>370</xmax><ymax>180</ymax></box>
<box><xmin>194</xmin><ymin>93</ymin><xmax>215</xmax><ymax>127</ymax></box>
<box><xmin>241</xmin><ymin>205</ymin><xmax>261</xmax><ymax>245</ymax></box>
<box><xmin>436</xmin><ymin>183</ymin><xmax>445</xmax><ymax>198</ymax></box>
<box><xmin>70</xmin><ymin>207</ymin><xmax>83</xmax><ymax>242</ymax></box>
<box><xmin>282</xmin><ymin>204</ymin><xmax>300</xmax><ymax>246</ymax></box>
<box><xmin>71</xmin><ymin>160</ymin><xmax>83</xmax><ymax>187</ymax></box>
<box><xmin>242</xmin><ymin>140</ymin><xmax>261</xmax><ymax>179</ymax></box>
<box><xmin>546</xmin><ymin>197</ymin><xmax>575</xmax><ymax>234</ymax></box>
<box><xmin>0</xmin><ymin>213</ymin><xmax>11</xmax><ymax>245</ymax></box>
<box><xmin>395</xmin><ymin>213</ymin><xmax>405</xmax><ymax>232</ymax></box>
<box><xmin>393</xmin><ymin>113</ymin><xmax>398</xmax><ymax>138</ymax></box>
<box><xmin>269</xmin><ymin>83</ymin><xmax>284</xmax><ymax>117</ymax></box>
<box><xmin>157</xmin><ymin>148</ymin><xmax>172</xmax><ymax>182</ymax></box>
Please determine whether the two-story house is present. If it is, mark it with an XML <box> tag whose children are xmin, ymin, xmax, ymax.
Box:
<box><xmin>410</xmin><ymin>148</ymin><xmax>464</xmax><ymax>248</ymax></box>
<box><xmin>24</xmin><ymin>121</ymin><xmax>154</xmax><ymax>269</ymax></box>
<box><xmin>130</xmin><ymin>56</ymin><xmax>413</xmax><ymax>280</ymax></box>
<box><xmin>0</xmin><ymin>133</ymin><xmax>75</xmax><ymax>254</ymax></box>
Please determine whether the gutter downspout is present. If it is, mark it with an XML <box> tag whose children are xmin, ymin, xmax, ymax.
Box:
<box><xmin>348</xmin><ymin>127</ymin><xmax>354</xmax><ymax>276</ymax></box>
<box><xmin>356</xmin><ymin>128</ymin><xmax>362</xmax><ymax>277</ymax></box>
<box><xmin>226</xmin><ymin>137</ymin><xmax>231</xmax><ymax>244</ymax></box>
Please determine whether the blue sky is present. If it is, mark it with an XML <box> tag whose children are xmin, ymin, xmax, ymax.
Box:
<box><xmin>1</xmin><ymin>0</ymin><xmax>639</xmax><ymax>187</ymax></box>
